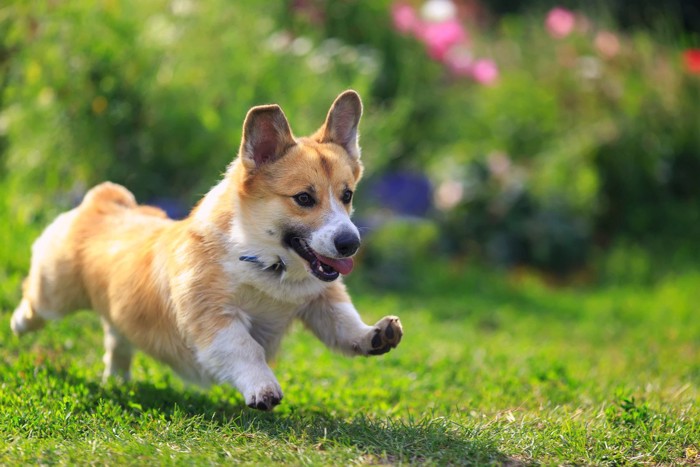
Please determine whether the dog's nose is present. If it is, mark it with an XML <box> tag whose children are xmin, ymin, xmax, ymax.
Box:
<box><xmin>334</xmin><ymin>231</ymin><xmax>360</xmax><ymax>257</ymax></box>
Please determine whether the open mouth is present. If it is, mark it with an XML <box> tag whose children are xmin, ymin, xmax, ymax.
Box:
<box><xmin>286</xmin><ymin>236</ymin><xmax>354</xmax><ymax>282</ymax></box>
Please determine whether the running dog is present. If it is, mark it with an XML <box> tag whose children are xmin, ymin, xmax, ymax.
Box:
<box><xmin>11</xmin><ymin>90</ymin><xmax>403</xmax><ymax>410</ymax></box>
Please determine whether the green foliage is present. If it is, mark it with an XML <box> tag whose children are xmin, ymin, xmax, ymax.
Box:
<box><xmin>3</xmin><ymin>1</ymin><xmax>698</xmax><ymax>271</ymax></box>
<box><xmin>433</xmin><ymin>17</ymin><xmax>700</xmax><ymax>269</ymax></box>
<box><xmin>0</xmin><ymin>0</ymin><xmax>376</xmax><ymax>212</ymax></box>
<box><xmin>358</xmin><ymin>218</ymin><xmax>440</xmax><ymax>289</ymax></box>
<box><xmin>282</xmin><ymin>2</ymin><xmax>700</xmax><ymax>271</ymax></box>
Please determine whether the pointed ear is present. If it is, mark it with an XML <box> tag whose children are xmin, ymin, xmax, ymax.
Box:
<box><xmin>240</xmin><ymin>104</ymin><xmax>295</xmax><ymax>169</ymax></box>
<box><xmin>319</xmin><ymin>90</ymin><xmax>363</xmax><ymax>159</ymax></box>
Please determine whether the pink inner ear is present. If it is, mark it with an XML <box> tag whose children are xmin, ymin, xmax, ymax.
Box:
<box><xmin>332</xmin><ymin>111</ymin><xmax>358</xmax><ymax>147</ymax></box>
<box><xmin>251</xmin><ymin>119</ymin><xmax>280</xmax><ymax>166</ymax></box>
<box><xmin>246</xmin><ymin>109</ymin><xmax>294</xmax><ymax>167</ymax></box>
<box><xmin>323</xmin><ymin>93</ymin><xmax>362</xmax><ymax>155</ymax></box>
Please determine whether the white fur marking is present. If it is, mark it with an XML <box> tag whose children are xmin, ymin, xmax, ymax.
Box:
<box><xmin>194</xmin><ymin>179</ymin><xmax>230</xmax><ymax>226</ymax></box>
<box><xmin>195</xmin><ymin>320</ymin><xmax>282</xmax><ymax>402</ymax></box>
<box><xmin>309</xmin><ymin>188</ymin><xmax>359</xmax><ymax>258</ymax></box>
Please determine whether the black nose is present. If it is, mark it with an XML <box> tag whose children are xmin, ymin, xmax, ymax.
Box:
<box><xmin>334</xmin><ymin>231</ymin><xmax>361</xmax><ymax>257</ymax></box>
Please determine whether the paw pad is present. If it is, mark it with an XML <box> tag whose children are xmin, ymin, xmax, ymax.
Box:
<box><xmin>369</xmin><ymin>317</ymin><xmax>403</xmax><ymax>355</ymax></box>
<box><xmin>247</xmin><ymin>392</ymin><xmax>282</xmax><ymax>411</ymax></box>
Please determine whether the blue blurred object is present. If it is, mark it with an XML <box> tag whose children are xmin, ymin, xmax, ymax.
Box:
<box><xmin>367</xmin><ymin>171</ymin><xmax>432</xmax><ymax>217</ymax></box>
<box><xmin>149</xmin><ymin>197</ymin><xmax>190</xmax><ymax>220</ymax></box>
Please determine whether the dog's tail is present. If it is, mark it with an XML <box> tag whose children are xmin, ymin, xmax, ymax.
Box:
<box><xmin>81</xmin><ymin>182</ymin><xmax>169</xmax><ymax>218</ymax></box>
<box><xmin>81</xmin><ymin>182</ymin><xmax>138</xmax><ymax>211</ymax></box>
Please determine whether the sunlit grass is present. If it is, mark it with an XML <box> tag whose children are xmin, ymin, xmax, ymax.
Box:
<box><xmin>1</xmin><ymin>255</ymin><xmax>698</xmax><ymax>464</ymax></box>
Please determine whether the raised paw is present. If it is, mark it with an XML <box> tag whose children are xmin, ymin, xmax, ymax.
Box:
<box><xmin>368</xmin><ymin>316</ymin><xmax>403</xmax><ymax>356</ymax></box>
<box><xmin>245</xmin><ymin>384</ymin><xmax>283</xmax><ymax>411</ymax></box>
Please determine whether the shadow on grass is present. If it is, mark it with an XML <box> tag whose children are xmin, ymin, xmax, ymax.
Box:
<box><xmin>43</xmin><ymin>367</ymin><xmax>515</xmax><ymax>465</ymax></box>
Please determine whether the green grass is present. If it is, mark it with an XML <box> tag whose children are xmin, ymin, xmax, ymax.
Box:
<box><xmin>1</xmin><ymin>242</ymin><xmax>699</xmax><ymax>464</ymax></box>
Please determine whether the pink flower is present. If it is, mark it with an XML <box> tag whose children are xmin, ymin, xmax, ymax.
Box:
<box><xmin>420</xmin><ymin>0</ymin><xmax>457</xmax><ymax>23</ymax></box>
<box><xmin>545</xmin><ymin>7</ymin><xmax>575</xmax><ymax>39</ymax></box>
<box><xmin>683</xmin><ymin>49</ymin><xmax>700</xmax><ymax>75</ymax></box>
<box><xmin>444</xmin><ymin>46</ymin><xmax>473</xmax><ymax>76</ymax></box>
<box><xmin>471</xmin><ymin>59</ymin><xmax>499</xmax><ymax>85</ymax></box>
<box><xmin>416</xmin><ymin>18</ymin><xmax>467</xmax><ymax>60</ymax></box>
<box><xmin>391</xmin><ymin>3</ymin><xmax>419</xmax><ymax>35</ymax></box>
<box><xmin>595</xmin><ymin>31</ymin><xmax>620</xmax><ymax>59</ymax></box>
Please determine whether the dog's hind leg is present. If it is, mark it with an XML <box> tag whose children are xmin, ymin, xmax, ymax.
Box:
<box><xmin>11</xmin><ymin>298</ymin><xmax>47</xmax><ymax>336</ymax></box>
<box><xmin>101</xmin><ymin>318</ymin><xmax>134</xmax><ymax>383</ymax></box>
<box><xmin>11</xmin><ymin>255</ymin><xmax>85</xmax><ymax>337</ymax></box>
<box><xmin>12</xmin><ymin>209</ymin><xmax>86</xmax><ymax>337</ymax></box>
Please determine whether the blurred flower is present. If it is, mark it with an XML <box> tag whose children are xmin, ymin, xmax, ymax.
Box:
<box><xmin>266</xmin><ymin>31</ymin><xmax>293</xmax><ymax>52</ymax></box>
<box><xmin>145</xmin><ymin>14</ymin><xmax>177</xmax><ymax>46</ymax></box>
<box><xmin>338</xmin><ymin>45</ymin><xmax>359</xmax><ymax>64</ymax></box>
<box><xmin>471</xmin><ymin>59</ymin><xmax>499</xmax><ymax>85</ymax></box>
<box><xmin>38</xmin><ymin>87</ymin><xmax>55</xmax><ymax>108</ymax></box>
<box><xmin>306</xmin><ymin>53</ymin><xmax>330</xmax><ymax>73</ymax></box>
<box><xmin>307</xmin><ymin>38</ymin><xmax>379</xmax><ymax>76</ymax></box>
<box><xmin>417</xmin><ymin>18</ymin><xmax>467</xmax><ymax>60</ymax></box>
<box><xmin>595</xmin><ymin>31</ymin><xmax>620</xmax><ymax>59</ymax></box>
<box><xmin>391</xmin><ymin>3</ymin><xmax>419</xmax><ymax>34</ymax></box>
<box><xmin>390</xmin><ymin>1</ymin><xmax>491</xmax><ymax>82</ymax></box>
<box><xmin>683</xmin><ymin>49</ymin><xmax>700</xmax><ymax>74</ymax></box>
<box><xmin>545</xmin><ymin>7</ymin><xmax>575</xmax><ymax>39</ymax></box>
<box><xmin>171</xmin><ymin>0</ymin><xmax>195</xmax><ymax>16</ymax></box>
<box><xmin>290</xmin><ymin>0</ymin><xmax>324</xmax><ymax>25</ymax></box>
<box><xmin>577</xmin><ymin>56</ymin><xmax>601</xmax><ymax>80</ymax></box>
<box><xmin>444</xmin><ymin>45</ymin><xmax>473</xmax><ymax>76</ymax></box>
<box><xmin>420</xmin><ymin>0</ymin><xmax>457</xmax><ymax>23</ymax></box>
<box><xmin>319</xmin><ymin>38</ymin><xmax>343</xmax><ymax>56</ymax></box>
<box><xmin>487</xmin><ymin>152</ymin><xmax>511</xmax><ymax>180</ymax></box>
<box><xmin>357</xmin><ymin>48</ymin><xmax>381</xmax><ymax>76</ymax></box>
<box><xmin>290</xmin><ymin>36</ymin><xmax>313</xmax><ymax>56</ymax></box>
<box><xmin>435</xmin><ymin>179</ymin><xmax>463</xmax><ymax>211</ymax></box>
<box><xmin>573</xmin><ymin>13</ymin><xmax>593</xmax><ymax>35</ymax></box>
<box><xmin>370</xmin><ymin>171</ymin><xmax>433</xmax><ymax>216</ymax></box>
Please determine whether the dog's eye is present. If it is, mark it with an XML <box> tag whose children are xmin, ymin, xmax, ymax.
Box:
<box><xmin>293</xmin><ymin>192</ymin><xmax>316</xmax><ymax>207</ymax></box>
<box><xmin>341</xmin><ymin>189</ymin><xmax>353</xmax><ymax>204</ymax></box>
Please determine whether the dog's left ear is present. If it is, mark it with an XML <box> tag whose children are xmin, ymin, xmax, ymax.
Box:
<box><xmin>318</xmin><ymin>90</ymin><xmax>363</xmax><ymax>159</ymax></box>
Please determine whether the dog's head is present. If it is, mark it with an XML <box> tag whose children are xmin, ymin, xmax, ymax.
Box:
<box><xmin>231</xmin><ymin>90</ymin><xmax>364</xmax><ymax>283</ymax></box>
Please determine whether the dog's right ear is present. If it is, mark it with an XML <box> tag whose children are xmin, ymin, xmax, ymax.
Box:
<box><xmin>240</xmin><ymin>105</ymin><xmax>296</xmax><ymax>170</ymax></box>
<box><xmin>318</xmin><ymin>90</ymin><xmax>363</xmax><ymax>160</ymax></box>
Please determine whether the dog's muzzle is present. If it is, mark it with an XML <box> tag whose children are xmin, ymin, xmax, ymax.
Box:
<box><xmin>285</xmin><ymin>234</ymin><xmax>357</xmax><ymax>282</ymax></box>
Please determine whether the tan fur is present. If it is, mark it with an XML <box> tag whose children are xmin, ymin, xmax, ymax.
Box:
<box><xmin>12</xmin><ymin>91</ymin><xmax>402</xmax><ymax>410</ymax></box>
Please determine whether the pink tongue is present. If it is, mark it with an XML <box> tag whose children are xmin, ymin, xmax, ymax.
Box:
<box><xmin>317</xmin><ymin>254</ymin><xmax>354</xmax><ymax>275</ymax></box>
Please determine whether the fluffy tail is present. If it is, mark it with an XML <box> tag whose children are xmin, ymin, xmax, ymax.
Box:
<box><xmin>81</xmin><ymin>182</ymin><xmax>138</xmax><ymax>212</ymax></box>
<box><xmin>82</xmin><ymin>182</ymin><xmax>170</xmax><ymax>218</ymax></box>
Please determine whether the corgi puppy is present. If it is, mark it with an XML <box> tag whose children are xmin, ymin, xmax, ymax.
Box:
<box><xmin>11</xmin><ymin>90</ymin><xmax>402</xmax><ymax>410</ymax></box>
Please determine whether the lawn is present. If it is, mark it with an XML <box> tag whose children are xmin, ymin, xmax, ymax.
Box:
<box><xmin>1</xmin><ymin>244</ymin><xmax>698</xmax><ymax>465</ymax></box>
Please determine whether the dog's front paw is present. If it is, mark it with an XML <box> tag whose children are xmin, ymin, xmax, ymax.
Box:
<box><xmin>367</xmin><ymin>316</ymin><xmax>403</xmax><ymax>356</ymax></box>
<box><xmin>245</xmin><ymin>381</ymin><xmax>283</xmax><ymax>411</ymax></box>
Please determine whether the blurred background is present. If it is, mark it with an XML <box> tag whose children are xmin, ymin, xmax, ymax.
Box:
<box><xmin>1</xmin><ymin>0</ymin><xmax>699</xmax><ymax>299</ymax></box>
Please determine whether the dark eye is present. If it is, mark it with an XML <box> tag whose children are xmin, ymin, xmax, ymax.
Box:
<box><xmin>293</xmin><ymin>192</ymin><xmax>316</xmax><ymax>207</ymax></box>
<box><xmin>341</xmin><ymin>189</ymin><xmax>353</xmax><ymax>204</ymax></box>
